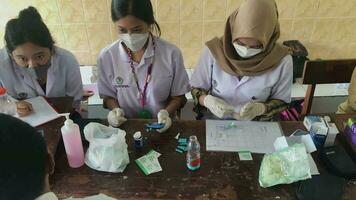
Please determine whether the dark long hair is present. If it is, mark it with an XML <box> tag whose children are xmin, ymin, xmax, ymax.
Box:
<box><xmin>111</xmin><ymin>0</ymin><xmax>161</xmax><ymax>36</ymax></box>
<box><xmin>0</xmin><ymin>114</ymin><xmax>48</xmax><ymax>200</ymax></box>
<box><xmin>4</xmin><ymin>6</ymin><xmax>55</xmax><ymax>53</ymax></box>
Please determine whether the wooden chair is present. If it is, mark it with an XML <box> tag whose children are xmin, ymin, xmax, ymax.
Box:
<box><xmin>301</xmin><ymin>59</ymin><xmax>356</xmax><ymax>116</ymax></box>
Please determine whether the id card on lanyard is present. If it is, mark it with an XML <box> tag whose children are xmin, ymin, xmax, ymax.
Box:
<box><xmin>125</xmin><ymin>35</ymin><xmax>156</xmax><ymax>119</ymax></box>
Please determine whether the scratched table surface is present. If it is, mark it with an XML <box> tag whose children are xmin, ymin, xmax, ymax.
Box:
<box><xmin>36</xmin><ymin>97</ymin><xmax>73</xmax><ymax>155</ymax></box>
<box><xmin>46</xmin><ymin>118</ymin><xmax>356</xmax><ymax>200</ymax></box>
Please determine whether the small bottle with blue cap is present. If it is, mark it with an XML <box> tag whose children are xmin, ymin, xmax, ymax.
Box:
<box><xmin>133</xmin><ymin>131</ymin><xmax>144</xmax><ymax>149</ymax></box>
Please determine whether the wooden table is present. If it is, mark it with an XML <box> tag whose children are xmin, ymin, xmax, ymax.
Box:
<box><xmin>36</xmin><ymin>97</ymin><xmax>73</xmax><ymax>155</ymax></box>
<box><xmin>47</xmin><ymin>118</ymin><xmax>356</xmax><ymax>200</ymax></box>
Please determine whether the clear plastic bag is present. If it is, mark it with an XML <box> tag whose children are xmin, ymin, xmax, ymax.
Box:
<box><xmin>84</xmin><ymin>122</ymin><xmax>129</xmax><ymax>173</ymax></box>
<box><xmin>259</xmin><ymin>143</ymin><xmax>311</xmax><ymax>188</ymax></box>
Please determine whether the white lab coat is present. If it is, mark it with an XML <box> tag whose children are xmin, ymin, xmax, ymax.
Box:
<box><xmin>0</xmin><ymin>47</ymin><xmax>83</xmax><ymax>109</ymax></box>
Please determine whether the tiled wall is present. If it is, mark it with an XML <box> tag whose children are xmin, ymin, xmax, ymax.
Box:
<box><xmin>1</xmin><ymin>0</ymin><xmax>356</xmax><ymax>68</ymax></box>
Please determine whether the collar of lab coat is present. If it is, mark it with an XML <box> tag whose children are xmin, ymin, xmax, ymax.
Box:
<box><xmin>45</xmin><ymin>49</ymin><xmax>60</xmax><ymax>94</ymax></box>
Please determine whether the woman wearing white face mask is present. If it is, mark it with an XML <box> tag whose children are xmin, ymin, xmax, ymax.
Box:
<box><xmin>0</xmin><ymin>7</ymin><xmax>83</xmax><ymax>117</ymax></box>
<box><xmin>190</xmin><ymin>0</ymin><xmax>293</xmax><ymax>121</ymax></box>
<box><xmin>97</xmin><ymin>0</ymin><xmax>190</xmax><ymax>132</ymax></box>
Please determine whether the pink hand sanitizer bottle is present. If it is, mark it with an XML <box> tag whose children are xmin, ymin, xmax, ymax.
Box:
<box><xmin>60</xmin><ymin>114</ymin><xmax>84</xmax><ymax>168</ymax></box>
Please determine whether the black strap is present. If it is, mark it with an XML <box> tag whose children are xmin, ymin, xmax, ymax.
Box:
<box><xmin>209</xmin><ymin>64</ymin><xmax>213</xmax><ymax>94</ymax></box>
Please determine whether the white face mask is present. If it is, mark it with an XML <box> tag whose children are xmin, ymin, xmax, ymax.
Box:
<box><xmin>233</xmin><ymin>43</ymin><xmax>263</xmax><ymax>58</ymax></box>
<box><xmin>120</xmin><ymin>33</ymin><xmax>149</xmax><ymax>52</ymax></box>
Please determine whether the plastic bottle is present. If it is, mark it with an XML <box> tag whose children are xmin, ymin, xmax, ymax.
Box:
<box><xmin>0</xmin><ymin>87</ymin><xmax>7</xmax><ymax>101</ymax></box>
<box><xmin>0</xmin><ymin>87</ymin><xmax>16</xmax><ymax>115</ymax></box>
<box><xmin>186</xmin><ymin>135</ymin><xmax>201</xmax><ymax>171</ymax></box>
<box><xmin>133</xmin><ymin>131</ymin><xmax>143</xmax><ymax>149</ymax></box>
<box><xmin>60</xmin><ymin>113</ymin><xmax>84</xmax><ymax>168</ymax></box>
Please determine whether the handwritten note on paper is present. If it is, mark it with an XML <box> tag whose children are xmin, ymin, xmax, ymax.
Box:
<box><xmin>206</xmin><ymin>120</ymin><xmax>283</xmax><ymax>154</ymax></box>
<box><xmin>17</xmin><ymin>96</ymin><xmax>59</xmax><ymax>127</ymax></box>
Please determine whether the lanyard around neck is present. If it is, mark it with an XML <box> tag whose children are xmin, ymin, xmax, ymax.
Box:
<box><xmin>126</xmin><ymin>36</ymin><xmax>156</xmax><ymax>108</ymax></box>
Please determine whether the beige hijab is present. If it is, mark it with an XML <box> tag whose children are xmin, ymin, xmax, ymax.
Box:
<box><xmin>206</xmin><ymin>0</ymin><xmax>289</xmax><ymax>76</ymax></box>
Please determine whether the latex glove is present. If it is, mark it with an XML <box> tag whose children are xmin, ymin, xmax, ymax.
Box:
<box><xmin>203</xmin><ymin>95</ymin><xmax>235</xmax><ymax>119</ymax></box>
<box><xmin>238</xmin><ymin>102</ymin><xmax>266</xmax><ymax>121</ymax></box>
<box><xmin>157</xmin><ymin>109</ymin><xmax>172</xmax><ymax>133</ymax></box>
<box><xmin>16</xmin><ymin>101</ymin><xmax>33</xmax><ymax>117</ymax></box>
<box><xmin>107</xmin><ymin>108</ymin><xmax>127</xmax><ymax>127</ymax></box>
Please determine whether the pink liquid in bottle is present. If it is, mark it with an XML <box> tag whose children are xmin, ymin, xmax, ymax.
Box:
<box><xmin>61</xmin><ymin>114</ymin><xmax>84</xmax><ymax>168</ymax></box>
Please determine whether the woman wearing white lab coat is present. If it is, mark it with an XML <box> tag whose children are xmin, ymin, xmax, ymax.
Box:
<box><xmin>97</xmin><ymin>0</ymin><xmax>190</xmax><ymax>132</ymax></box>
<box><xmin>190</xmin><ymin>0</ymin><xmax>293</xmax><ymax>121</ymax></box>
<box><xmin>0</xmin><ymin>7</ymin><xmax>83</xmax><ymax>116</ymax></box>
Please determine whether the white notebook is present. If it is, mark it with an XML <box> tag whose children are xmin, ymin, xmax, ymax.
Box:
<box><xmin>17</xmin><ymin>96</ymin><xmax>60</xmax><ymax>127</ymax></box>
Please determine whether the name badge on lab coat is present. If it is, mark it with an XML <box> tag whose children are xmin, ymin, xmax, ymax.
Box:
<box><xmin>114</xmin><ymin>76</ymin><xmax>130</xmax><ymax>88</ymax></box>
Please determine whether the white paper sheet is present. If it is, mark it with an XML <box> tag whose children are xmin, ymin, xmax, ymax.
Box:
<box><xmin>274</xmin><ymin>136</ymin><xmax>289</xmax><ymax>151</ymax></box>
<box><xmin>65</xmin><ymin>193</ymin><xmax>117</xmax><ymax>200</ymax></box>
<box><xmin>274</xmin><ymin>135</ymin><xmax>317</xmax><ymax>153</ymax></box>
<box><xmin>17</xmin><ymin>96</ymin><xmax>59</xmax><ymax>127</ymax></box>
<box><xmin>206</xmin><ymin>120</ymin><xmax>283</xmax><ymax>154</ymax></box>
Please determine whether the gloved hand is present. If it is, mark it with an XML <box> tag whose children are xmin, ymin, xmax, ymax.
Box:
<box><xmin>203</xmin><ymin>95</ymin><xmax>235</xmax><ymax>119</ymax></box>
<box><xmin>157</xmin><ymin>109</ymin><xmax>172</xmax><ymax>133</ymax></box>
<box><xmin>238</xmin><ymin>102</ymin><xmax>266</xmax><ymax>121</ymax></box>
<box><xmin>107</xmin><ymin>108</ymin><xmax>127</xmax><ymax>127</ymax></box>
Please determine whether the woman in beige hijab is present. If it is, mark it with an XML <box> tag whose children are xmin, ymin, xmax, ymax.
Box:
<box><xmin>190</xmin><ymin>0</ymin><xmax>293</xmax><ymax>120</ymax></box>
<box><xmin>337</xmin><ymin>67</ymin><xmax>356</xmax><ymax>113</ymax></box>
